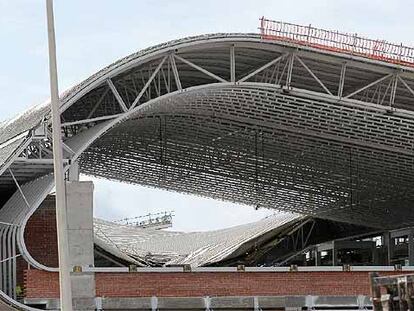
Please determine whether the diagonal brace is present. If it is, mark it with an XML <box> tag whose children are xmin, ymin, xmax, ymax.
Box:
<box><xmin>130</xmin><ymin>55</ymin><xmax>168</xmax><ymax>109</ymax></box>
<box><xmin>107</xmin><ymin>79</ymin><xmax>128</xmax><ymax>112</ymax></box>
<box><xmin>295</xmin><ymin>55</ymin><xmax>333</xmax><ymax>95</ymax></box>
<box><xmin>345</xmin><ymin>73</ymin><xmax>393</xmax><ymax>99</ymax></box>
<box><xmin>398</xmin><ymin>76</ymin><xmax>414</xmax><ymax>97</ymax></box>
<box><xmin>238</xmin><ymin>53</ymin><xmax>288</xmax><ymax>83</ymax></box>
<box><xmin>87</xmin><ymin>88</ymin><xmax>109</xmax><ymax>119</ymax></box>
<box><xmin>8</xmin><ymin>168</ymin><xmax>30</xmax><ymax>209</ymax></box>
<box><xmin>174</xmin><ymin>54</ymin><xmax>227</xmax><ymax>83</ymax></box>
<box><xmin>169</xmin><ymin>54</ymin><xmax>182</xmax><ymax>91</ymax></box>
<box><xmin>0</xmin><ymin>254</ymin><xmax>21</xmax><ymax>264</ymax></box>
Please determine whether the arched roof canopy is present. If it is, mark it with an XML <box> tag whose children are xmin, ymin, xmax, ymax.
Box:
<box><xmin>2</xmin><ymin>31</ymin><xmax>414</xmax><ymax>310</ymax></box>
<box><xmin>2</xmin><ymin>33</ymin><xmax>414</xmax><ymax>230</ymax></box>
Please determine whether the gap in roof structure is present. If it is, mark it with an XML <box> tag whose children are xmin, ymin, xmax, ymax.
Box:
<box><xmin>80</xmin><ymin>175</ymin><xmax>277</xmax><ymax>233</ymax></box>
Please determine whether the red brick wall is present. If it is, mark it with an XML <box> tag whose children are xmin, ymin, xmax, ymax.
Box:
<box><xmin>24</xmin><ymin>269</ymin><xmax>403</xmax><ymax>299</ymax></box>
<box><xmin>15</xmin><ymin>196</ymin><xmax>59</xmax><ymax>290</ymax></box>
<box><xmin>16</xmin><ymin>257</ymin><xmax>29</xmax><ymax>292</ymax></box>
<box><xmin>95</xmin><ymin>271</ymin><xmax>373</xmax><ymax>297</ymax></box>
<box><xmin>23</xmin><ymin>196</ymin><xmax>59</xmax><ymax>268</ymax></box>
<box><xmin>24</xmin><ymin>270</ymin><xmax>58</xmax><ymax>299</ymax></box>
<box><xmin>19</xmin><ymin>198</ymin><xmax>414</xmax><ymax>300</ymax></box>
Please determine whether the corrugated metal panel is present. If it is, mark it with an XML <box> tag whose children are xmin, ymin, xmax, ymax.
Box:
<box><xmin>0</xmin><ymin>136</ymin><xmax>27</xmax><ymax>171</ymax></box>
<box><xmin>0</xmin><ymin>34</ymin><xmax>259</xmax><ymax>149</ymax></box>
<box><xmin>0</xmin><ymin>103</ymin><xmax>49</xmax><ymax>145</ymax></box>
<box><xmin>0</xmin><ymin>174</ymin><xmax>54</xmax><ymax>224</ymax></box>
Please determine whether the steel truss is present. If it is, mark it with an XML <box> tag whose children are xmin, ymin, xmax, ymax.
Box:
<box><xmin>1</xmin><ymin>35</ymin><xmax>414</xmax><ymax>302</ymax></box>
<box><xmin>57</xmin><ymin>41</ymin><xmax>414</xmax><ymax>229</ymax></box>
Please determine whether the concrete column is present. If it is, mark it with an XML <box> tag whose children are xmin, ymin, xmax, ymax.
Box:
<box><xmin>332</xmin><ymin>241</ymin><xmax>337</xmax><ymax>266</ymax></box>
<box><xmin>383</xmin><ymin>232</ymin><xmax>392</xmax><ymax>265</ymax></box>
<box><xmin>65</xmin><ymin>181</ymin><xmax>96</xmax><ymax>310</ymax></box>
<box><xmin>372</xmin><ymin>246</ymin><xmax>379</xmax><ymax>265</ymax></box>
<box><xmin>68</xmin><ymin>161</ymin><xmax>80</xmax><ymax>181</ymax></box>
<box><xmin>314</xmin><ymin>248</ymin><xmax>320</xmax><ymax>266</ymax></box>
<box><xmin>409</xmin><ymin>229</ymin><xmax>414</xmax><ymax>266</ymax></box>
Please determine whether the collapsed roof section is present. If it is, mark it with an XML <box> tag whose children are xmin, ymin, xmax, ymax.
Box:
<box><xmin>94</xmin><ymin>213</ymin><xmax>301</xmax><ymax>267</ymax></box>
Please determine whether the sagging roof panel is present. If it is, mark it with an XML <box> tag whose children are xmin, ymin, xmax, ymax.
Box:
<box><xmin>94</xmin><ymin>213</ymin><xmax>300</xmax><ymax>267</ymax></box>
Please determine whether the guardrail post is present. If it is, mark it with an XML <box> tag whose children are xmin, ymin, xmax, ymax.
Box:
<box><xmin>407</xmin><ymin>279</ymin><xmax>414</xmax><ymax>311</ymax></box>
<box><xmin>306</xmin><ymin>24</ymin><xmax>311</xmax><ymax>44</ymax></box>
<box><xmin>369</xmin><ymin>272</ymin><xmax>382</xmax><ymax>311</ymax></box>
<box><xmin>254</xmin><ymin>296</ymin><xmax>261</xmax><ymax>311</ymax></box>
<box><xmin>305</xmin><ymin>295</ymin><xmax>315</xmax><ymax>310</ymax></box>
<box><xmin>357</xmin><ymin>295</ymin><xmax>365</xmax><ymax>310</ymax></box>
<box><xmin>397</xmin><ymin>276</ymin><xmax>409</xmax><ymax>311</ymax></box>
<box><xmin>204</xmin><ymin>296</ymin><xmax>211</xmax><ymax>311</ymax></box>
<box><xmin>151</xmin><ymin>296</ymin><xmax>158</xmax><ymax>311</ymax></box>
<box><xmin>95</xmin><ymin>297</ymin><xmax>103</xmax><ymax>311</ymax></box>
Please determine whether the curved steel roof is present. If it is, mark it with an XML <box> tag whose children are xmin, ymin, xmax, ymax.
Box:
<box><xmin>1</xmin><ymin>31</ymin><xmax>414</xmax><ymax>305</ymax></box>
<box><xmin>1</xmin><ymin>32</ymin><xmax>414</xmax><ymax>232</ymax></box>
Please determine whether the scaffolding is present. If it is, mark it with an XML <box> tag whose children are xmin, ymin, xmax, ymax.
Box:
<box><xmin>114</xmin><ymin>211</ymin><xmax>174</xmax><ymax>230</ymax></box>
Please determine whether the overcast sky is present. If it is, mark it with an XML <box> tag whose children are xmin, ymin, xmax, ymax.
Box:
<box><xmin>1</xmin><ymin>0</ymin><xmax>412</xmax><ymax>232</ymax></box>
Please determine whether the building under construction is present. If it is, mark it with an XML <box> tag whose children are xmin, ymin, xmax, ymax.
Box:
<box><xmin>1</xmin><ymin>19</ymin><xmax>414</xmax><ymax>310</ymax></box>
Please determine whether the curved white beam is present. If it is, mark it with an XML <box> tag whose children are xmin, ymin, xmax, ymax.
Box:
<box><xmin>1</xmin><ymin>33</ymin><xmax>414</xmax><ymax>309</ymax></box>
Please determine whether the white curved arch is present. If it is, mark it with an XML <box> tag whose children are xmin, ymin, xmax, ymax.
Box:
<box><xmin>0</xmin><ymin>289</ymin><xmax>41</xmax><ymax>311</ymax></box>
<box><xmin>1</xmin><ymin>33</ymin><xmax>414</xmax><ymax>308</ymax></box>
<box><xmin>18</xmin><ymin>80</ymin><xmax>414</xmax><ymax>271</ymax></box>
<box><xmin>19</xmin><ymin>83</ymin><xmax>242</xmax><ymax>271</ymax></box>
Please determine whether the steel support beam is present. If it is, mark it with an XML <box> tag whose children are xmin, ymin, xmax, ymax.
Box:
<box><xmin>389</xmin><ymin>74</ymin><xmax>399</xmax><ymax>107</ymax></box>
<box><xmin>286</xmin><ymin>53</ymin><xmax>294</xmax><ymax>88</ymax></box>
<box><xmin>61</xmin><ymin>113</ymin><xmax>123</xmax><ymax>127</ymax></box>
<box><xmin>338</xmin><ymin>62</ymin><xmax>347</xmax><ymax>98</ymax></box>
<box><xmin>345</xmin><ymin>73</ymin><xmax>393</xmax><ymax>99</ymax></box>
<box><xmin>169</xmin><ymin>54</ymin><xmax>182</xmax><ymax>90</ymax></box>
<box><xmin>230</xmin><ymin>45</ymin><xmax>236</xmax><ymax>82</ymax></box>
<box><xmin>0</xmin><ymin>255</ymin><xmax>21</xmax><ymax>264</ymax></box>
<box><xmin>8</xmin><ymin>169</ymin><xmax>30</xmax><ymax>209</ymax></box>
<box><xmin>87</xmin><ymin>88</ymin><xmax>110</xmax><ymax>119</ymax></box>
<box><xmin>14</xmin><ymin>158</ymin><xmax>69</xmax><ymax>165</ymax></box>
<box><xmin>409</xmin><ymin>229</ymin><xmax>414</xmax><ymax>266</ymax></box>
<box><xmin>161</xmin><ymin>68</ymin><xmax>170</xmax><ymax>93</ymax></box>
<box><xmin>398</xmin><ymin>76</ymin><xmax>414</xmax><ymax>97</ymax></box>
<box><xmin>107</xmin><ymin>79</ymin><xmax>128</xmax><ymax>112</ymax></box>
<box><xmin>130</xmin><ymin>56</ymin><xmax>168</xmax><ymax>109</ymax></box>
<box><xmin>295</xmin><ymin>55</ymin><xmax>333</xmax><ymax>95</ymax></box>
<box><xmin>238</xmin><ymin>53</ymin><xmax>287</xmax><ymax>83</ymax></box>
<box><xmin>174</xmin><ymin>54</ymin><xmax>227</xmax><ymax>83</ymax></box>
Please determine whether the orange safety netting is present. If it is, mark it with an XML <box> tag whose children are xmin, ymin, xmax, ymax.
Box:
<box><xmin>259</xmin><ymin>17</ymin><xmax>414</xmax><ymax>68</ymax></box>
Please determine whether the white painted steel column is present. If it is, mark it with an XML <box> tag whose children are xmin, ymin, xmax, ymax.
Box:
<box><xmin>46</xmin><ymin>1</ymin><xmax>73</xmax><ymax>310</ymax></box>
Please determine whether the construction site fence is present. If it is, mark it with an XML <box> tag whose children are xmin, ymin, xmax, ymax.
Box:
<box><xmin>259</xmin><ymin>18</ymin><xmax>414</xmax><ymax>68</ymax></box>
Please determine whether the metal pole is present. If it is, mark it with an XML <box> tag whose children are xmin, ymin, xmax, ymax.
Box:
<box><xmin>45</xmin><ymin>1</ymin><xmax>73</xmax><ymax>310</ymax></box>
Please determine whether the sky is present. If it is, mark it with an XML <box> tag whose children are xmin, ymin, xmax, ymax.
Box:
<box><xmin>1</xmin><ymin>0</ymin><xmax>413</xmax><ymax>232</ymax></box>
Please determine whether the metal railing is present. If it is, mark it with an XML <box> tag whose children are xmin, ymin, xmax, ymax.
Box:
<box><xmin>259</xmin><ymin>17</ymin><xmax>414</xmax><ymax>67</ymax></box>
<box><xmin>83</xmin><ymin>265</ymin><xmax>414</xmax><ymax>273</ymax></box>
<box><xmin>114</xmin><ymin>211</ymin><xmax>174</xmax><ymax>229</ymax></box>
